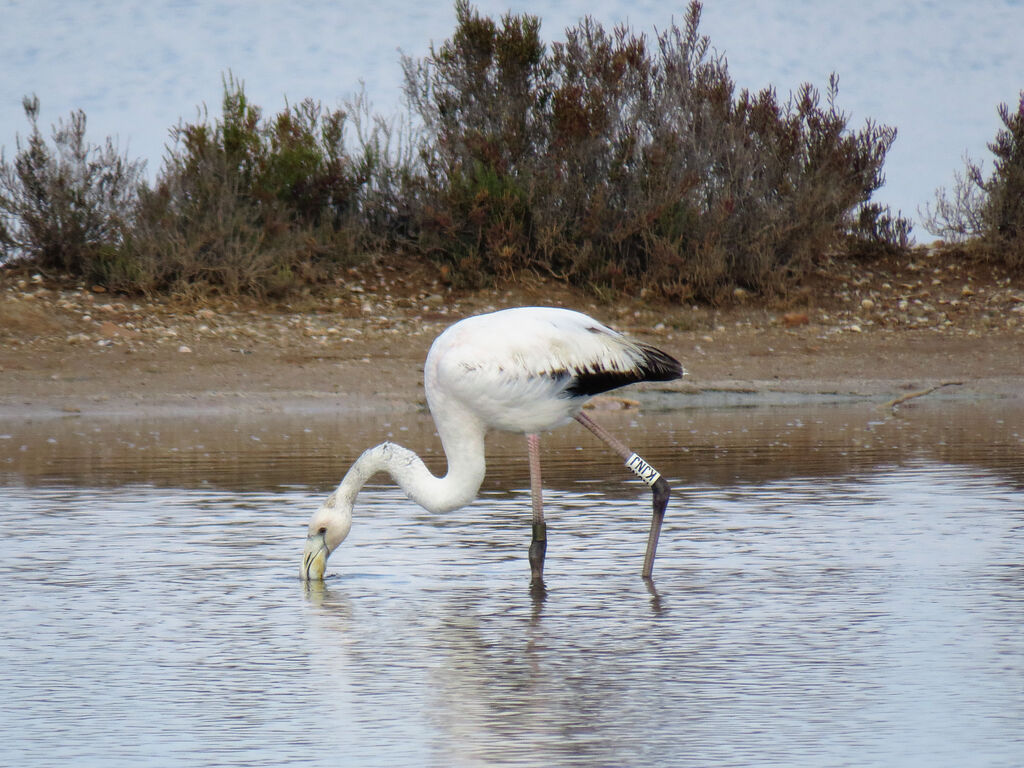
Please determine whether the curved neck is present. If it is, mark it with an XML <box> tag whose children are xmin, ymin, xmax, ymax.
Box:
<box><xmin>337</xmin><ymin>412</ymin><xmax>487</xmax><ymax>515</ymax></box>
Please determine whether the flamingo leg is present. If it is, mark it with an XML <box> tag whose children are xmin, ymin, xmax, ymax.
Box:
<box><xmin>574</xmin><ymin>411</ymin><xmax>670</xmax><ymax>580</ymax></box>
<box><xmin>526</xmin><ymin>433</ymin><xmax>546</xmax><ymax>583</ymax></box>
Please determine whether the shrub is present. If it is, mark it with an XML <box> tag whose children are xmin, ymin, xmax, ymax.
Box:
<box><xmin>0</xmin><ymin>96</ymin><xmax>145</xmax><ymax>282</ymax></box>
<box><xmin>924</xmin><ymin>92</ymin><xmax>1024</xmax><ymax>269</ymax></box>
<box><xmin>2</xmin><ymin>6</ymin><xmax>911</xmax><ymax>300</ymax></box>
<box><xmin>846</xmin><ymin>202</ymin><xmax>912</xmax><ymax>258</ymax></box>
<box><xmin>402</xmin><ymin>0</ymin><xmax>908</xmax><ymax>299</ymax></box>
<box><xmin>401</xmin><ymin>2</ymin><xmax>547</xmax><ymax>284</ymax></box>
<box><xmin>127</xmin><ymin>75</ymin><xmax>413</xmax><ymax>295</ymax></box>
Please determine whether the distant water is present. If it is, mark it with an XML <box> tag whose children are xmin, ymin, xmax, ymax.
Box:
<box><xmin>1</xmin><ymin>401</ymin><xmax>1023</xmax><ymax>767</ymax></box>
<box><xmin>3</xmin><ymin>0</ymin><xmax>1024</xmax><ymax>228</ymax></box>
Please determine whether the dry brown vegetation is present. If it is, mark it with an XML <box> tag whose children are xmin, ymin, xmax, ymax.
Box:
<box><xmin>924</xmin><ymin>92</ymin><xmax>1024</xmax><ymax>270</ymax></box>
<box><xmin>1</xmin><ymin>2</ymin><xmax>919</xmax><ymax>305</ymax></box>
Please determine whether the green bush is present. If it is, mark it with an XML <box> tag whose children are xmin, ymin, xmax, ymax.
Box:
<box><xmin>924</xmin><ymin>92</ymin><xmax>1024</xmax><ymax>269</ymax></box>
<box><xmin>0</xmin><ymin>96</ymin><xmax>144</xmax><ymax>282</ymax></box>
<box><xmin>402</xmin><ymin>0</ymin><xmax>908</xmax><ymax>299</ymax></box>
<box><xmin>126</xmin><ymin>75</ymin><xmax>412</xmax><ymax>295</ymax></box>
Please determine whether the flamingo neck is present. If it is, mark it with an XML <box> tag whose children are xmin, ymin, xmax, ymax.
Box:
<box><xmin>336</xmin><ymin>411</ymin><xmax>487</xmax><ymax>515</ymax></box>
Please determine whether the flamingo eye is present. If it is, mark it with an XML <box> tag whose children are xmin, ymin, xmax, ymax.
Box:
<box><xmin>318</xmin><ymin>527</ymin><xmax>327</xmax><ymax>535</ymax></box>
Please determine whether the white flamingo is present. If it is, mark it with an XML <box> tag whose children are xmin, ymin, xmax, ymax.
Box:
<box><xmin>301</xmin><ymin>306</ymin><xmax>683</xmax><ymax>584</ymax></box>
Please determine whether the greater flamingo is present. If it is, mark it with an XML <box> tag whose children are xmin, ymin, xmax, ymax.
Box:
<box><xmin>301</xmin><ymin>306</ymin><xmax>683</xmax><ymax>584</ymax></box>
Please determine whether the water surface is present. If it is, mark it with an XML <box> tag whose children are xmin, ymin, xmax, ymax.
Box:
<box><xmin>1</xmin><ymin>400</ymin><xmax>1022</xmax><ymax>767</ymax></box>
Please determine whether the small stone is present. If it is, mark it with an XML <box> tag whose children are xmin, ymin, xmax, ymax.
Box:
<box><xmin>98</xmin><ymin>321</ymin><xmax>138</xmax><ymax>339</ymax></box>
<box><xmin>860</xmin><ymin>298</ymin><xmax>875</xmax><ymax>311</ymax></box>
<box><xmin>178</xmin><ymin>345</ymin><xmax>192</xmax><ymax>353</ymax></box>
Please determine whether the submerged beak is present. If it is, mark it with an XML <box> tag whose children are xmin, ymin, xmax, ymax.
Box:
<box><xmin>301</xmin><ymin>531</ymin><xmax>329</xmax><ymax>581</ymax></box>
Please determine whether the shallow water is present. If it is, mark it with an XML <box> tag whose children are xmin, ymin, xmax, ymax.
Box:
<box><xmin>1</xmin><ymin>400</ymin><xmax>1023</xmax><ymax>767</ymax></box>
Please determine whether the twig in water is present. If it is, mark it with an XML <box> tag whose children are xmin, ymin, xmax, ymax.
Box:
<box><xmin>883</xmin><ymin>381</ymin><xmax>963</xmax><ymax>414</ymax></box>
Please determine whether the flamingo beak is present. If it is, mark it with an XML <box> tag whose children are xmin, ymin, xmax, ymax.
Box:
<box><xmin>301</xmin><ymin>530</ymin><xmax>329</xmax><ymax>581</ymax></box>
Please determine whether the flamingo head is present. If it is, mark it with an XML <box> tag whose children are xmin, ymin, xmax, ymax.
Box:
<box><xmin>300</xmin><ymin>492</ymin><xmax>353</xmax><ymax>581</ymax></box>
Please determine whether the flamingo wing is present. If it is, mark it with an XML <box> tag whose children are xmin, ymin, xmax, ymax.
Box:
<box><xmin>426</xmin><ymin>307</ymin><xmax>682</xmax><ymax>433</ymax></box>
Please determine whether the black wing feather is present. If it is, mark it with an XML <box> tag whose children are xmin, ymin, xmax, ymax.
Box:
<box><xmin>563</xmin><ymin>341</ymin><xmax>683</xmax><ymax>398</ymax></box>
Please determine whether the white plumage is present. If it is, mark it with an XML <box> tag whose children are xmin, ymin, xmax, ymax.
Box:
<box><xmin>302</xmin><ymin>306</ymin><xmax>683</xmax><ymax>583</ymax></box>
<box><xmin>427</xmin><ymin>307</ymin><xmax>678</xmax><ymax>434</ymax></box>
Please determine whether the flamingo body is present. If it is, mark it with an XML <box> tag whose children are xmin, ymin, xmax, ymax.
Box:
<box><xmin>426</xmin><ymin>307</ymin><xmax>682</xmax><ymax>434</ymax></box>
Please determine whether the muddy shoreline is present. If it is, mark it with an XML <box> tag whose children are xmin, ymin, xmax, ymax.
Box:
<box><xmin>2</xmin><ymin>251</ymin><xmax>1022</xmax><ymax>422</ymax></box>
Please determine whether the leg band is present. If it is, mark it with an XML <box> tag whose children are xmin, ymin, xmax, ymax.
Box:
<box><xmin>625</xmin><ymin>452</ymin><xmax>661</xmax><ymax>486</ymax></box>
